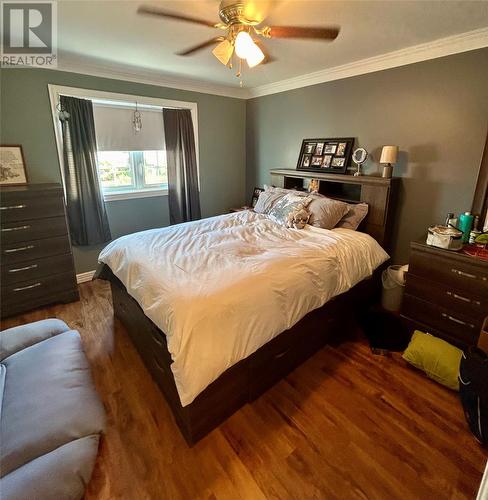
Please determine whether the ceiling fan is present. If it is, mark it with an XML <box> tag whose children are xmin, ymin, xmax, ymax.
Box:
<box><xmin>137</xmin><ymin>1</ymin><xmax>340</xmax><ymax>77</ymax></box>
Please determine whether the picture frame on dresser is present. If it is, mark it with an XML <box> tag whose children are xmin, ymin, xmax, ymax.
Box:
<box><xmin>297</xmin><ymin>138</ymin><xmax>354</xmax><ymax>174</ymax></box>
<box><xmin>0</xmin><ymin>145</ymin><xmax>28</xmax><ymax>186</ymax></box>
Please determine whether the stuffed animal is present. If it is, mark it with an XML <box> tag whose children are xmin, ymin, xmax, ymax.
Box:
<box><xmin>286</xmin><ymin>207</ymin><xmax>310</xmax><ymax>229</ymax></box>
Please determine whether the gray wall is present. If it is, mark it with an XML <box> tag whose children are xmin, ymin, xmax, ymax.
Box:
<box><xmin>246</xmin><ymin>49</ymin><xmax>488</xmax><ymax>263</ymax></box>
<box><xmin>1</xmin><ymin>49</ymin><xmax>487</xmax><ymax>271</ymax></box>
<box><xmin>0</xmin><ymin>68</ymin><xmax>246</xmax><ymax>272</ymax></box>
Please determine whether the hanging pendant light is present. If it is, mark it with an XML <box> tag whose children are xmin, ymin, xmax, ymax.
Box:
<box><xmin>132</xmin><ymin>102</ymin><xmax>142</xmax><ymax>133</ymax></box>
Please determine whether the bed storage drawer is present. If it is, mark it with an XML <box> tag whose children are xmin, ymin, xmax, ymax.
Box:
<box><xmin>249</xmin><ymin>304</ymin><xmax>337</xmax><ymax>400</ymax></box>
<box><xmin>110</xmin><ymin>279</ymin><xmax>249</xmax><ymax>443</ymax></box>
<box><xmin>249</xmin><ymin>328</ymin><xmax>298</xmax><ymax>399</ymax></box>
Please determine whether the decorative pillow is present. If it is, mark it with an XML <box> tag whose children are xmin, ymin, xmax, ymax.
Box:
<box><xmin>307</xmin><ymin>197</ymin><xmax>349</xmax><ymax>230</ymax></box>
<box><xmin>254</xmin><ymin>185</ymin><xmax>308</xmax><ymax>214</ymax></box>
<box><xmin>268</xmin><ymin>193</ymin><xmax>313</xmax><ymax>225</ymax></box>
<box><xmin>402</xmin><ymin>330</ymin><xmax>463</xmax><ymax>391</ymax></box>
<box><xmin>335</xmin><ymin>202</ymin><xmax>369</xmax><ymax>230</ymax></box>
<box><xmin>253</xmin><ymin>188</ymin><xmax>286</xmax><ymax>214</ymax></box>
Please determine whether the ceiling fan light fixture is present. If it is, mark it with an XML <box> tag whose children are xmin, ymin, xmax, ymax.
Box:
<box><xmin>246</xmin><ymin>42</ymin><xmax>264</xmax><ymax>68</ymax></box>
<box><xmin>212</xmin><ymin>39</ymin><xmax>233</xmax><ymax>65</ymax></box>
<box><xmin>234</xmin><ymin>30</ymin><xmax>254</xmax><ymax>59</ymax></box>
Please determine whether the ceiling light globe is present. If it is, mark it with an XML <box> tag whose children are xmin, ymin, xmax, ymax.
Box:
<box><xmin>246</xmin><ymin>43</ymin><xmax>265</xmax><ymax>68</ymax></box>
<box><xmin>235</xmin><ymin>31</ymin><xmax>254</xmax><ymax>59</ymax></box>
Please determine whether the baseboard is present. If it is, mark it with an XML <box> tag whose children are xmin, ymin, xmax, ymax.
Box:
<box><xmin>76</xmin><ymin>270</ymin><xmax>96</xmax><ymax>284</ymax></box>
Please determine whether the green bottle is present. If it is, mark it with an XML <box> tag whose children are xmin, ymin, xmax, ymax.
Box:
<box><xmin>458</xmin><ymin>211</ymin><xmax>474</xmax><ymax>243</ymax></box>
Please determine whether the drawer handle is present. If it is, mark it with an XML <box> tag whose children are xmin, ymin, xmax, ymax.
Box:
<box><xmin>1</xmin><ymin>224</ymin><xmax>31</xmax><ymax>232</ymax></box>
<box><xmin>4</xmin><ymin>244</ymin><xmax>34</xmax><ymax>253</ymax></box>
<box><xmin>441</xmin><ymin>313</ymin><xmax>475</xmax><ymax>329</ymax></box>
<box><xmin>451</xmin><ymin>268</ymin><xmax>477</xmax><ymax>279</ymax></box>
<box><xmin>13</xmin><ymin>282</ymin><xmax>42</xmax><ymax>292</ymax></box>
<box><xmin>8</xmin><ymin>264</ymin><xmax>38</xmax><ymax>273</ymax></box>
<box><xmin>151</xmin><ymin>333</ymin><xmax>164</xmax><ymax>347</ymax></box>
<box><xmin>275</xmin><ymin>348</ymin><xmax>292</xmax><ymax>360</ymax></box>
<box><xmin>446</xmin><ymin>291</ymin><xmax>480</xmax><ymax>305</ymax></box>
<box><xmin>0</xmin><ymin>204</ymin><xmax>26</xmax><ymax>210</ymax></box>
<box><xmin>153</xmin><ymin>356</ymin><xmax>167</xmax><ymax>373</ymax></box>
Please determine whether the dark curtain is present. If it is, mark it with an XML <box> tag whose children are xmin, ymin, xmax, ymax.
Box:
<box><xmin>163</xmin><ymin>108</ymin><xmax>201</xmax><ymax>224</ymax></box>
<box><xmin>60</xmin><ymin>95</ymin><xmax>111</xmax><ymax>246</ymax></box>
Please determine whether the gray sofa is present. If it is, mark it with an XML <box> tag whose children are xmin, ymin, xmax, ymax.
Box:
<box><xmin>0</xmin><ymin>319</ymin><xmax>106</xmax><ymax>500</ymax></box>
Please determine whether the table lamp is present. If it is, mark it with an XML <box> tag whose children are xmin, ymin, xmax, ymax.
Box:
<box><xmin>380</xmin><ymin>146</ymin><xmax>398</xmax><ymax>178</ymax></box>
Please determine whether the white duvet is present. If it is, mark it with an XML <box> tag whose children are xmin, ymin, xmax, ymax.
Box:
<box><xmin>99</xmin><ymin>211</ymin><xmax>388</xmax><ymax>406</ymax></box>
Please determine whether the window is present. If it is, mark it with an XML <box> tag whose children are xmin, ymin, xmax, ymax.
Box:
<box><xmin>97</xmin><ymin>150</ymin><xmax>168</xmax><ymax>192</ymax></box>
<box><xmin>92</xmin><ymin>101</ymin><xmax>168</xmax><ymax>200</ymax></box>
<box><xmin>48</xmin><ymin>85</ymin><xmax>199</xmax><ymax>202</ymax></box>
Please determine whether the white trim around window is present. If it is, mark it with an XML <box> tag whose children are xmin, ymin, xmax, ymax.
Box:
<box><xmin>47</xmin><ymin>84</ymin><xmax>200</xmax><ymax>201</ymax></box>
<box><xmin>104</xmin><ymin>187</ymin><xmax>168</xmax><ymax>202</ymax></box>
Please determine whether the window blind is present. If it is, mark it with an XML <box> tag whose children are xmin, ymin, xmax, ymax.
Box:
<box><xmin>93</xmin><ymin>103</ymin><xmax>165</xmax><ymax>152</ymax></box>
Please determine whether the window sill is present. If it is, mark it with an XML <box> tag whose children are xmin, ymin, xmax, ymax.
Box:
<box><xmin>103</xmin><ymin>188</ymin><xmax>168</xmax><ymax>202</ymax></box>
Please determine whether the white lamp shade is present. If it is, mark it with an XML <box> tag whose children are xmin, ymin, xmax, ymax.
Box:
<box><xmin>235</xmin><ymin>31</ymin><xmax>254</xmax><ymax>59</ymax></box>
<box><xmin>380</xmin><ymin>145</ymin><xmax>398</xmax><ymax>164</ymax></box>
<box><xmin>246</xmin><ymin>43</ymin><xmax>264</xmax><ymax>68</ymax></box>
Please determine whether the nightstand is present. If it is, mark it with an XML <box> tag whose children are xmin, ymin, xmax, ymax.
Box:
<box><xmin>401</xmin><ymin>241</ymin><xmax>488</xmax><ymax>348</ymax></box>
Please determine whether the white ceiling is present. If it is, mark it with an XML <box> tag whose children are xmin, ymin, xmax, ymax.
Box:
<box><xmin>57</xmin><ymin>0</ymin><xmax>488</xmax><ymax>93</ymax></box>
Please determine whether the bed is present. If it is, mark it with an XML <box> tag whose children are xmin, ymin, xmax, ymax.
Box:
<box><xmin>98</xmin><ymin>172</ymin><xmax>398</xmax><ymax>445</ymax></box>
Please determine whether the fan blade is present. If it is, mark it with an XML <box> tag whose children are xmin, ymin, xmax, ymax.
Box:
<box><xmin>177</xmin><ymin>37</ymin><xmax>224</xmax><ymax>56</ymax></box>
<box><xmin>137</xmin><ymin>5</ymin><xmax>217</xmax><ymax>28</ymax></box>
<box><xmin>268</xmin><ymin>26</ymin><xmax>339</xmax><ymax>40</ymax></box>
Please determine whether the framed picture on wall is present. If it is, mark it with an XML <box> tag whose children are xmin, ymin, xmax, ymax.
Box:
<box><xmin>296</xmin><ymin>138</ymin><xmax>354</xmax><ymax>174</ymax></box>
<box><xmin>0</xmin><ymin>145</ymin><xmax>28</xmax><ymax>185</ymax></box>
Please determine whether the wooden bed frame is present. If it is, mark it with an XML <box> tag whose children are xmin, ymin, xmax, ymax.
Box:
<box><xmin>100</xmin><ymin>171</ymin><xmax>399</xmax><ymax>445</ymax></box>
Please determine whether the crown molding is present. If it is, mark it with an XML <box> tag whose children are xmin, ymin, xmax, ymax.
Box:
<box><xmin>45</xmin><ymin>27</ymin><xmax>487</xmax><ymax>100</ymax></box>
<box><xmin>247</xmin><ymin>27</ymin><xmax>488</xmax><ymax>98</ymax></box>
<box><xmin>53</xmin><ymin>54</ymin><xmax>249</xmax><ymax>99</ymax></box>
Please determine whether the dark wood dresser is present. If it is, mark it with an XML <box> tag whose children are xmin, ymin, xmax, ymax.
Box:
<box><xmin>402</xmin><ymin>241</ymin><xmax>488</xmax><ymax>348</ymax></box>
<box><xmin>1</xmin><ymin>183</ymin><xmax>79</xmax><ymax>318</ymax></box>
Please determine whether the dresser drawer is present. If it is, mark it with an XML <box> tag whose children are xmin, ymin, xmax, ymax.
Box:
<box><xmin>1</xmin><ymin>236</ymin><xmax>71</xmax><ymax>265</ymax></box>
<box><xmin>405</xmin><ymin>273</ymin><xmax>487</xmax><ymax>322</ymax></box>
<box><xmin>1</xmin><ymin>271</ymin><xmax>77</xmax><ymax>310</ymax></box>
<box><xmin>402</xmin><ymin>294</ymin><xmax>481</xmax><ymax>346</ymax></box>
<box><xmin>409</xmin><ymin>250</ymin><xmax>488</xmax><ymax>297</ymax></box>
<box><xmin>1</xmin><ymin>254</ymin><xmax>75</xmax><ymax>286</ymax></box>
<box><xmin>249</xmin><ymin>328</ymin><xmax>298</xmax><ymax>399</ymax></box>
<box><xmin>0</xmin><ymin>216</ymin><xmax>67</xmax><ymax>245</ymax></box>
<box><xmin>0</xmin><ymin>193</ymin><xmax>65</xmax><ymax>223</ymax></box>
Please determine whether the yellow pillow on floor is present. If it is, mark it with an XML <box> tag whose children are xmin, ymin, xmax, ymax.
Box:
<box><xmin>402</xmin><ymin>330</ymin><xmax>463</xmax><ymax>391</ymax></box>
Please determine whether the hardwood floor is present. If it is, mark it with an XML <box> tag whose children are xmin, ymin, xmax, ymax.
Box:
<box><xmin>2</xmin><ymin>280</ymin><xmax>486</xmax><ymax>499</ymax></box>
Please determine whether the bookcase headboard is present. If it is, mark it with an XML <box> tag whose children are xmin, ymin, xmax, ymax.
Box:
<box><xmin>269</xmin><ymin>169</ymin><xmax>399</xmax><ymax>251</ymax></box>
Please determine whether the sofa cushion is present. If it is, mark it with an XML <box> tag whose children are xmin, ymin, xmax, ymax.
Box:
<box><xmin>0</xmin><ymin>330</ymin><xmax>105</xmax><ymax>477</ymax></box>
<box><xmin>1</xmin><ymin>435</ymin><xmax>100</xmax><ymax>500</ymax></box>
<box><xmin>0</xmin><ymin>319</ymin><xmax>70</xmax><ymax>361</ymax></box>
